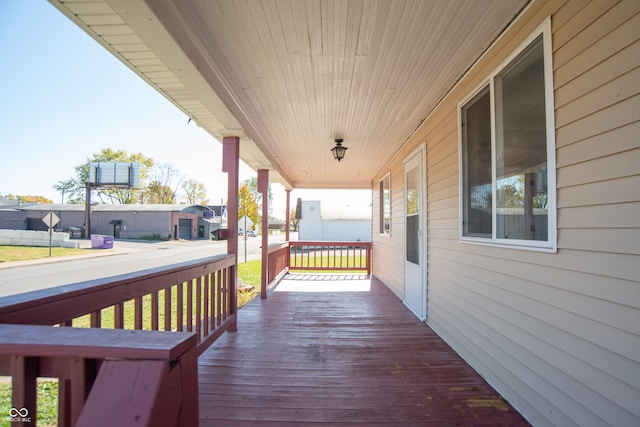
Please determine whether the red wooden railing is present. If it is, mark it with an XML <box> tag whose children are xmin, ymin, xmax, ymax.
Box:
<box><xmin>288</xmin><ymin>241</ymin><xmax>372</xmax><ymax>276</ymax></box>
<box><xmin>266</xmin><ymin>241</ymin><xmax>372</xmax><ymax>289</ymax></box>
<box><xmin>0</xmin><ymin>254</ymin><xmax>236</xmax><ymax>426</ymax></box>
<box><xmin>289</xmin><ymin>241</ymin><xmax>371</xmax><ymax>275</ymax></box>
<box><xmin>267</xmin><ymin>242</ymin><xmax>290</xmax><ymax>286</ymax></box>
<box><xmin>0</xmin><ymin>255</ymin><xmax>235</xmax><ymax>352</ymax></box>
<box><xmin>0</xmin><ymin>325</ymin><xmax>198</xmax><ymax>427</ymax></box>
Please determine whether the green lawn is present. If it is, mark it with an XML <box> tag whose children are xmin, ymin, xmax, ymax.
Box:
<box><xmin>0</xmin><ymin>245</ymin><xmax>93</xmax><ymax>263</ymax></box>
<box><xmin>0</xmin><ymin>380</ymin><xmax>58</xmax><ymax>427</ymax></box>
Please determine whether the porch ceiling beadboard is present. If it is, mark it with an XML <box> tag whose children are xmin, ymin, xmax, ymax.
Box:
<box><xmin>50</xmin><ymin>0</ymin><xmax>528</xmax><ymax>189</ymax></box>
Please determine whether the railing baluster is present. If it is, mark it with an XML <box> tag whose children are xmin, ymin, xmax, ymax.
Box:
<box><xmin>177</xmin><ymin>282</ymin><xmax>184</xmax><ymax>332</ymax></box>
<box><xmin>186</xmin><ymin>279</ymin><xmax>193</xmax><ymax>332</ymax></box>
<box><xmin>293</xmin><ymin>244</ymin><xmax>297</xmax><ymax>268</ymax></box>
<box><xmin>134</xmin><ymin>296</ymin><xmax>143</xmax><ymax>330</ymax></box>
<box><xmin>90</xmin><ymin>311</ymin><xmax>101</xmax><ymax>328</ymax></box>
<box><xmin>164</xmin><ymin>287</ymin><xmax>172</xmax><ymax>331</ymax></box>
<box><xmin>114</xmin><ymin>303</ymin><xmax>124</xmax><ymax>329</ymax></box>
<box><xmin>196</xmin><ymin>276</ymin><xmax>202</xmax><ymax>340</ymax></box>
<box><xmin>59</xmin><ymin>379</ymin><xmax>71</xmax><ymax>426</ymax></box>
<box><xmin>222</xmin><ymin>268</ymin><xmax>228</xmax><ymax>321</ymax></box>
<box><xmin>209</xmin><ymin>273</ymin><xmax>215</xmax><ymax>332</ymax></box>
<box><xmin>11</xmin><ymin>355</ymin><xmax>37</xmax><ymax>424</ymax></box>
<box><xmin>69</xmin><ymin>357</ymin><xmax>96</xmax><ymax>424</ymax></box>
<box><xmin>151</xmin><ymin>291</ymin><xmax>159</xmax><ymax>331</ymax></box>
<box><xmin>203</xmin><ymin>274</ymin><xmax>210</xmax><ymax>338</ymax></box>
<box><xmin>215</xmin><ymin>271</ymin><xmax>221</xmax><ymax>327</ymax></box>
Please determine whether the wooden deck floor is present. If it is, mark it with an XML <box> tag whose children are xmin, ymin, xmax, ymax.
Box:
<box><xmin>198</xmin><ymin>275</ymin><xmax>530</xmax><ymax>426</ymax></box>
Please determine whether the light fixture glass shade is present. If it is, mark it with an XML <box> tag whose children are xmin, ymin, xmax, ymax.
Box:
<box><xmin>331</xmin><ymin>139</ymin><xmax>348</xmax><ymax>162</ymax></box>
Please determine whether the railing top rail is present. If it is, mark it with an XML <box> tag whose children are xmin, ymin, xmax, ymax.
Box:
<box><xmin>267</xmin><ymin>241</ymin><xmax>290</xmax><ymax>253</ymax></box>
<box><xmin>0</xmin><ymin>324</ymin><xmax>196</xmax><ymax>361</ymax></box>
<box><xmin>289</xmin><ymin>241</ymin><xmax>371</xmax><ymax>245</ymax></box>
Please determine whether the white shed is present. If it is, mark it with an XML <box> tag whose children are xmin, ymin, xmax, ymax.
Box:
<box><xmin>297</xmin><ymin>200</ymin><xmax>371</xmax><ymax>242</ymax></box>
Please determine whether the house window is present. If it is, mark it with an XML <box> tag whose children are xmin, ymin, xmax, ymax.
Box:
<box><xmin>379</xmin><ymin>174</ymin><xmax>391</xmax><ymax>235</ymax></box>
<box><xmin>460</xmin><ymin>21</ymin><xmax>556</xmax><ymax>251</ymax></box>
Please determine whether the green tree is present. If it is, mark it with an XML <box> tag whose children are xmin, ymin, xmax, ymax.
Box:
<box><xmin>53</xmin><ymin>179</ymin><xmax>76</xmax><ymax>204</ymax></box>
<box><xmin>181</xmin><ymin>179</ymin><xmax>208</xmax><ymax>204</ymax></box>
<box><xmin>242</xmin><ymin>177</ymin><xmax>272</xmax><ymax>216</ymax></box>
<box><xmin>238</xmin><ymin>183</ymin><xmax>259</xmax><ymax>229</ymax></box>
<box><xmin>60</xmin><ymin>148</ymin><xmax>154</xmax><ymax>204</ymax></box>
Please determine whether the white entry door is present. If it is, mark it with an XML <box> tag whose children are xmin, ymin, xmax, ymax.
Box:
<box><xmin>404</xmin><ymin>149</ymin><xmax>426</xmax><ymax>320</ymax></box>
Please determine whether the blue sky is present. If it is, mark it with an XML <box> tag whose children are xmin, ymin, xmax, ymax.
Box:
<box><xmin>0</xmin><ymin>1</ymin><xmax>370</xmax><ymax>219</ymax></box>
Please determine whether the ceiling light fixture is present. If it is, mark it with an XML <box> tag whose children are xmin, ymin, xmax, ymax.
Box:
<box><xmin>331</xmin><ymin>138</ymin><xmax>348</xmax><ymax>162</ymax></box>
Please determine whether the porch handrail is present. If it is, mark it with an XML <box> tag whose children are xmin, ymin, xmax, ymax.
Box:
<box><xmin>289</xmin><ymin>241</ymin><xmax>372</xmax><ymax>276</ymax></box>
<box><xmin>0</xmin><ymin>254</ymin><xmax>236</xmax><ymax>425</ymax></box>
<box><xmin>0</xmin><ymin>254</ymin><xmax>236</xmax><ymax>354</ymax></box>
<box><xmin>0</xmin><ymin>324</ymin><xmax>198</xmax><ymax>426</ymax></box>
<box><xmin>267</xmin><ymin>242</ymin><xmax>290</xmax><ymax>287</ymax></box>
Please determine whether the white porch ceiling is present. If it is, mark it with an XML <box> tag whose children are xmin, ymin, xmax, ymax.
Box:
<box><xmin>50</xmin><ymin>0</ymin><xmax>529</xmax><ymax>190</ymax></box>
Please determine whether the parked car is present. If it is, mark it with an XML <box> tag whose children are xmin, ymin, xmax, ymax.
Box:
<box><xmin>247</xmin><ymin>230</ymin><xmax>258</xmax><ymax>237</ymax></box>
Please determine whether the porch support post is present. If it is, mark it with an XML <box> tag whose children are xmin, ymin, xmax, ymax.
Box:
<box><xmin>222</xmin><ymin>136</ymin><xmax>239</xmax><ymax>331</ymax></box>
<box><xmin>258</xmin><ymin>169</ymin><xmax>269</xmax><ymax>299</ymax></box>
<box><xmin>84</xmin><ymin>185</ymin><xmax>92</xmax><ymax>238</ymax></box>
<box><xmin>285</xmin><ymin>189</ymin><xmax>291</xmax><ymax>241</ymax></box>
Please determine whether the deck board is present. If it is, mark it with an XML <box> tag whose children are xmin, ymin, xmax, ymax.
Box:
<box><xmin>198</xmin><ymin>275</ymin><xmax>530</xmax><ymax>425</ymax></box>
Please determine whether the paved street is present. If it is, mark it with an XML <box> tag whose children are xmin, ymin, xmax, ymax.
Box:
<box><xmin>0</xmin><ymin>234</ymin><xmax>284</xmax><ymax>298</ymax></box>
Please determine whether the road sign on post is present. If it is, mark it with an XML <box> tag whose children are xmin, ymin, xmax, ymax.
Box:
<box><xmin>42</xmin><ymin>212</ymin><xmax>60</xmax><ymax>257</ymax></box>
<box><xmin>42</xmin><ymin>212</ymin><xmax>60</xmax><ymax>229</ymax></box>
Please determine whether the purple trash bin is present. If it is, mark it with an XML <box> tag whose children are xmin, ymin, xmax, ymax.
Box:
<box><xmin>90</xmin><ymin>234</ymin><xmax>114</xmax><ymax>249</ymax></box>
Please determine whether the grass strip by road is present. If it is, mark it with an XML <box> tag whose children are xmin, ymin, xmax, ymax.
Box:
<box><xmin>0</xmin><ymin>245</ymin><xmax>94</xmax><ymax>263</ymax></box>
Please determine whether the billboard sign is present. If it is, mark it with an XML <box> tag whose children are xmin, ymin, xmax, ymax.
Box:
<box><xmin>89</xmin><ymin>162</ymin><xmax>141</xmax><ymax>188</ymax></box>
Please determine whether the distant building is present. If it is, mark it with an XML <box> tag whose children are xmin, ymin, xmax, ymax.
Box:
<box><xmin>0</xmin><ymin>203</ymin><xmax>228</xmax><ymax>240</ymax></box>
<box><xmin>296</xmin><ymin>200</ymin><xmax>371</xmax><ymax>242</ymax></box>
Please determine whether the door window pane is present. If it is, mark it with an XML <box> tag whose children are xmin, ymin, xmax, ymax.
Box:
<box><xmin>406</xmin><ymin>165</ymin><xmax>419</xmax><ymax>264</ymax></box>
<box><xmin>379</xmin><ymin>175</ymin><xmax>391</xmax><ymax>234</ymax></box>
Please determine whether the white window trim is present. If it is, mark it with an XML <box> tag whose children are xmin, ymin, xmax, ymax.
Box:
<box><xmin>458</xmin><ymin>18</ymin><xmax>557</xmax><ymax>253</ymax></box>
<box><xmin>379</xmin><ymin>172</ymin><xmax>391</xmax><ymax>236</ymax></box>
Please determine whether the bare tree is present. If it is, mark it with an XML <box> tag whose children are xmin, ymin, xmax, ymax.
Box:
<box><xmin>181</xmin><ymin>178</ymin><xmax>208</xmax><ymax>204</ymax></box>
<box><xmin>143</xmin><ymin>163</ymin><xmax>183</xmax><ymax>203</ymax></box>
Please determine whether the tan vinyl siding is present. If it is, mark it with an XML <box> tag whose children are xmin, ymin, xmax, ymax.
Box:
<box><xmin>373</xmin><ymin>155</ymin><xmax>406</xmax><ymax>297</ymax></box>
<box><xmin>372</xmin><ymin>0</ymin><xmax>640</xmax><ymax>425</ymax></box>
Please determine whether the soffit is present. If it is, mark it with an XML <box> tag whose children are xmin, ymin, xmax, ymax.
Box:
<box><xmin>50</xmin><ymin>0</ymin><xmax>528</xmax><ymax>189</ymax></box>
